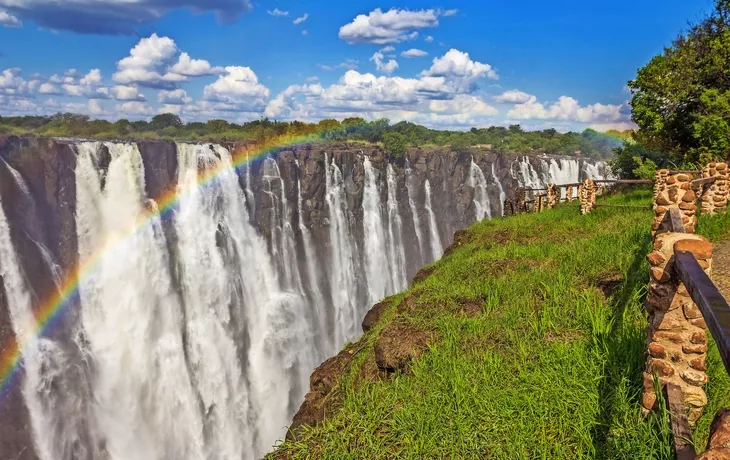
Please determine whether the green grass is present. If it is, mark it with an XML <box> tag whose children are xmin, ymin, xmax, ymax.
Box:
<box><xmin>271</xmin><ymin>190</ymin><xmax>728</xmax><ymax>459</ymax></box>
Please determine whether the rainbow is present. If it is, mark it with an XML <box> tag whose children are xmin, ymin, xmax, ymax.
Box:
<box><xmin>0</xmin><ymin>127</ymin><xmax>353</xmax><ymax>401</ymax></box>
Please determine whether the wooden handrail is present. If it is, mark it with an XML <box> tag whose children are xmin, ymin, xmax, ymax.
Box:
<box><xmin>664</xmin><ymin>383</ymin><xmax>696</xmax><ymax>460</ymax></box>
<box><xmin>675</xmin><ymin>251</ymin><xmax>730</xmax><ymax>376</ymax></box>
<box><xmin>691</xmin><ymin>176</ymin><xmax>717</xmax><ymax>187</ymax></box>
<box><xmin>669</xmin><ymin>208</ymin><xmax>686</xmax><ymax>233</ymax></box>
<box><xmin>594</xmin><ymin>179</ymin><xmax>654</xmax><ymax>184</ymax></box>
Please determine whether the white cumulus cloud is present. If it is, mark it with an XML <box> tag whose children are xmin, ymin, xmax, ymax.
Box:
<box><xmin>203</xmin><ymin>66</ymin><xmax>270</xmax><ymax>111</ymax></box>
<box><xmin>370</xmin><ymin>51</ymin><xmax>398</xmax><ymax>75</ymax></box>
<box><xmin>402</xmin><ymin>48</ymin><xmax>427</xmax><ymax>58</ymax></box>
<box><xmin>158</xmin><ymin>88</ymin><xmax>191</xmax><ymax>105</ymax></box>
<box><xmin>112</xmin><ymin>85</ymin><xmax>145</xmax><ymax>101</ymax></box>
<box><xmin>493</xmin><ymin>90</ymin><xmax>532</xmax><ymax>104</ymax></box>
<box><xmin>339</xmin><ymin>8</ymin><xmax>457</xmax><ymax>45</ymax></box>
<box><xmin>507</xmin><ymin>95</ymin><xmax>628</xmax><ymax>124</ymax></box>
<box><xmin>113</xmin><ymin>34</ymin><xmax>222</xmax><ymax>89</ymax></box>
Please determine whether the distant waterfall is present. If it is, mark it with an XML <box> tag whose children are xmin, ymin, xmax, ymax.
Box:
<box><xmin>0</xmin><ymin>141</ymin><xmax>610</xmax><ymax>460</ymax></box>
<box><xmin>424</xmin><ymin>180</ymin><xmax>443</xmax><ymax>260</ymax></box>
<box><xmin>296</xmin><ymin>159</ymin><xmax>329</xmax><ymax>353</ymax></box>
<box><xmin>491</xmin><ymin>162</ymin><xmax>506</xmax><ymax>217</ymax></box>
<box><xmin>325</xmin><ymin>153</ymin><xmax>360</xmax><ymax>346</ymax></box>
<box><xmin>469</xmin><ymin>159</ymin><xmax>491</xmax><ymax>220</ymax></box>
<box><xmin>405</xmin><ymin>160</ymin><xmax>425</xmax><ymax>265</ymax></box>
<box><xmin>386</xmin><ymin>164</ymin><xmax>407</xmax><ymax>291</ymax></box>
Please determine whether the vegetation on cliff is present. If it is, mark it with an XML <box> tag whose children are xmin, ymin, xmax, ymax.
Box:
<box><xmin>0</xmin><ymin>113</ymin><xmax>623</xmax><ymax>159</ymax></box>
<box><xmin>270</xmin><ymin>191</ymin><xmax>730</xmax><ymax>459</ymax></box>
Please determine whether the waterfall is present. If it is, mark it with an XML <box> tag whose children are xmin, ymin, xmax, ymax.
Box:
<box><xmin>0</xmin><ymin>139</ymin><xmax>612</xmax><ymax>460</ymax></box>
<box><xmin>491</xmin><ymin>162</ymin><xmax>506</xmax><ymax>217</ymax></box>
<box><xmin>469</xmin><ymin>159</ymin><xmax>491</xmax><ymax>220</ymax></box>
<box><xmin>424</xmin><ymin>180</ymin><xmax>443</xmax><ymax>260</ymax></box>
<box><xmin>296</xmin><ymin>159</ymin><xmax>329</xmax><ymax>354</ymax></box>
<box><xmin>405</xmin><ymin>160</ymin><xmax>425</xmax><ymax>265</ymax></box>
<box><xmin>175</xmin><ymin>144</ymin><xmax>316</xmax><ymax>458</ymax></box>
<box><xmin>325</xmin><ymin>153</ymin><xmax>359</xmax><ymax>346</ymax></box>
<box><xmin>386</xmin><ymin>164</ymin><xmax>407</xmax><ymax>291</ymax></box>
<box><xmin>75</xmin><ymin>142</ymin><xmax>206</xmax><ymax>460</ymax></box>
<box><xmin>363</xmin><ymin>157</ymin><xmax>393</xmax><ymax>303</ymax></box>
<box><xmin>263</xmin><ymin>156</ymin><xmax>303</xmax><ymax>293</ymax></box>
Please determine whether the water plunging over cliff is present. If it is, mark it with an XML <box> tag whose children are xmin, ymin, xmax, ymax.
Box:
<box><xmin>0</xmin><ymin>138</ymin><xmax>611</xmax><ymax>460</ymax></box>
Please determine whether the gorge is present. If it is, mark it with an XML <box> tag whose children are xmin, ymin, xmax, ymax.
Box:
<box><xmin>0</xmin><ymin>136</ymin><xmax>610</xmax><ymax>460</ymax></box>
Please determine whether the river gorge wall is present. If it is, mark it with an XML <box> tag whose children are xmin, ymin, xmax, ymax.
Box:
<box><xmin>0</xmin><ymin>136</ymin><xmax>610</xmax><ymax>460</ymax></box>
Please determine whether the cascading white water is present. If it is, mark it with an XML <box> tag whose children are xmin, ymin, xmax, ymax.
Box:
<box><xmin>2</xmin><ymin>142</ymin><xmax>612</xmax><ymax>460</ymax></box>
<box><xmin>1</xmin><ymin>160</ymin><xmax>102</xmax><ymax>460</ymax></box>
<box><xmin>490</xmin><ymin>162</ymin><xmax>506</xmax><ymax>217</ymax></box>
<box><xmin>424</xmin><ymin>180</ymin><xmax>443</xmax><ymax>260</ymax></box>
<box><xmin>363</xmin><ymin>157</ymin><xmax>393</xmax><ymax>303</ymax></box>
<box><xmin>324</xmin><ymin>153</ymin><xmax>360</xmax><ymax>346</ymax></box>
<box><xmin>296</xmin><ymin>159</ymin><xmax>329</xmax><ymax>354</ymax></box>
<box><xmin>262</xmin><ymin>156</ymin><xmax>303</xmax><ymax>293</ymax></box>
<box><xmin>175</xmin><ymin>143</ymin><xmax>316</xmax><ymax>458</ymax></box>
<box><xmin>405</xmin><ymin>160</ymin><xmax>425</xmax><ymax>264</ymax></box>
<box><xmin>386</xmin><ymin>164</ymin><xmax>407</xmax><ymax>291</ymax></box>
<box><xmin>469</xmin><ymin>159</ymin><xmax>491</xmax><ymax>220</ymax></box>
<box><xmin>75</xmin><ymin>142</ymin><xmax>206</xmax><ymax>460</ymax></box>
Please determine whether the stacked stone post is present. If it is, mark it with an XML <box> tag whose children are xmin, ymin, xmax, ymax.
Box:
<box><xmin>503</xmin><ymin>199</ymin><xmax>515</xmax><ymax>216</ymax></box>
<box><xmin>654</xmin><ymin>169</ymin><xmax>669</xmax><ymax>206</ymax></box>
<box><xmin>700</xmin><ymin>162</ymin><xmax>729</xmax><ymax>216</ymax></box>
<box><xmin>546</xmin><ymin>184</ymin><xmax>558</xmax><ymax>209</ymax></box>
<box><xmin>516</xmin><ymin>188</ymin><xmax>526</xmax><ymax>213</ymax></box>
<box><xmin>652</xmin><ymin>171</ymin><xmax>697</xmax><ymax>236</ymax></box>
<box><xmin>642</xmin><ymin>232</ymin><xmax>712</xmax><ymax>424</ymax></box>
<box><xmin>535</xmin><ymin>195</ymin><xmax>544</xmax><ymax>213</ymax></box>
<box><xmin>566</xmin><ymin>185</ymin><xmax>573</xmax><ymax>202</ymax></box>
<box><xmin>578</xmin><ymin>178</ymin><xmax>596</xmax><ymax>215</ymax></box>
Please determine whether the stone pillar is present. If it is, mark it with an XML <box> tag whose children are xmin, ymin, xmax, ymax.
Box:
<box><xmin>652</xmin><ymin>172</ymin><xmax>697</xmax><ymax>236</ymax></box>
<box><xmin>566</xmin><ymin>185</ymin><xmax>573</xmax><ymax>202</ymax></box>
<box><xmin>503</xmin><ymin>199</ymin><xmax>515</xmax><ymax>216</ymax></box>
<box><xmin>579</xmin><ymin>179</ymin><xmax>596</xmax><ymax>215</ymax></box>
<box><xmin>701</xmin><ymin>162</ymin><xmax>729</xmax><ymax>216</ymax></box>
<box><xmin>516</xmin><ymin>188</ymin><xmax>526</xmax><ymax>213</ymax></box>
<box><xmin>535</xmin><ymin>195</ymin><xmax>544</xmax><ymax>213</ymax></box>
<box><xmin>546</xmin><ymin>184</ymin><xmax>558</xmax><ymax>209</ymax></box>
<box><xmin>697</xmin><ymin>409</ymin><xmax>730</xmax><ymax>459</ymax></box>
<box><xmin>642</xmin><ymin>233</ymin><xmax>712</xmax><ymax>424</ymax></box>
<box><xmin>654</xmin><ymin>169</ymin><xmax>669</xmax><ymax>205</ymax></box>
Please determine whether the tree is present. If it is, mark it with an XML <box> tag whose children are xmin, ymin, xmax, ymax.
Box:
<box><xmin>150</xmin><ymin>113</ymin><xmax>183</xmax><ymax>131</ymax></box>
<box><xmin>382</xmin><ymin>132</ymin><xmax>407</xmax><ymax>158</ymax></box>
<box><xmin>629</xmin><ymin>0</ymin><xmax>730</xmax><ymax>164</ymax></box>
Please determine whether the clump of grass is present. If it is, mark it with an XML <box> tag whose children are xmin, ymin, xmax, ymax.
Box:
<box><xmin>270</xmin><ymin>190</ymin><xmax>726</xmax><ymax>459</ymax></box>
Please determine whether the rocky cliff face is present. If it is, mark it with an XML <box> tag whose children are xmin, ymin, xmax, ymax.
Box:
<box><xmin>0</xmin><ymin>136</ymin><xmax>609</xmax><ymax>460</ymax></box>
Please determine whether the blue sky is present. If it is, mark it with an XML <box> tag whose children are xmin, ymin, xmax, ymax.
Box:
<box><xmin>0</xmin><ymin>0</ymin><xmax>715</xmax><ymax>131</ymax></box>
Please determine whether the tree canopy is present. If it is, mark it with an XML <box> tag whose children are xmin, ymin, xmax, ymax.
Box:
<box><xmin>629</xmin><ymin>0</ymin><xmax>730</xmax><ymax>166</ymax></box>
<box><xmin>0</xmin><ymin>113</ymin><xmax>624</xmax><ymax>159</ymax></box>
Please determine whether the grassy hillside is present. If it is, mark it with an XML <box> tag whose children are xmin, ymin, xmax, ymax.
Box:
<box><xmin>272</xmin><ymin>190</ymin><xmax>730</xmax><ymax>459</ymax></box>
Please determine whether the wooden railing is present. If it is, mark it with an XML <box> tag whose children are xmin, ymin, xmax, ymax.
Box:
<box><xmin>504</xmin><ymin>164</ymin><xmax>730</xmax><ymax>459</ymax></box>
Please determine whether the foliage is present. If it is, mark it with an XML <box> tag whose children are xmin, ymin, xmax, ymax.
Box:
<box><xmin>629</xmin><ymin>0</ymin><xmax>730</xmax><ymax>165</ymax></box>
<box><xmin>0</xmin><ymin>113</ymin><xmax>625</xmax><ymax>159</ymax></box>
<box><xmin>271</xmin><ymin>190</ymin><xmax>706</xmax><ymax>459</ymax></box>
<box><xmin>382</xmin><ymin>132</ymin><xmax>407</xmax><ymax>158</ymax></box>
<box><xmin>610</xmin><ymin>142</ymin><xmax>671</xmax><ymax>179</ymax></box>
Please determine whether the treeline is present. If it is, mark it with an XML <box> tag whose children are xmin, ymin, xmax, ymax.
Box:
<box><xmin>615</xmin><ymin>0</ymin><xmax>730</xmax><ymax>178</ymax></box>
<box><xmin>0</xmin><ymin>113</ymin><xmax>625</xmax><ymax>159</ymax></box>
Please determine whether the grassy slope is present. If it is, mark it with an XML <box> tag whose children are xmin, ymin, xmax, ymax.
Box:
<box><xmin>273</xmin><ymin>190</ymin><xmax>730</xmax><ymax>459</ymax></box>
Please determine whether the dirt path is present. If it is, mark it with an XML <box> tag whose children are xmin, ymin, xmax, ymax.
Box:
<box><xmin>713</xmin><ymin>241</ymin><xmax>730</xmax><ymax>300</ymax></box>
